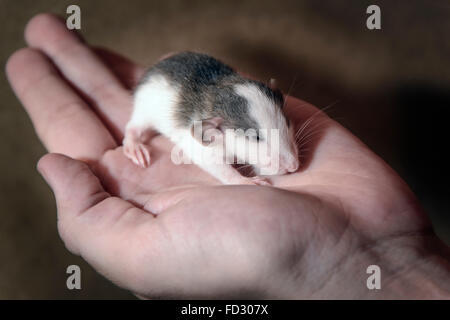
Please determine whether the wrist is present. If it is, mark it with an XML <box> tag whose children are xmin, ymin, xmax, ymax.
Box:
<box><xmin>268</xmin><ymin>231</ymin><xmax>450</xmax><ymax>299</ymax></box>
<box><xmin>331</xmin><ymin>232</ymin><xmax>450</xmax><ymax>299</ymax></box>
<box><xmin>378</xmin><ymin>233</ymin><xmax>450</xmax><ymax>299</ymax></box>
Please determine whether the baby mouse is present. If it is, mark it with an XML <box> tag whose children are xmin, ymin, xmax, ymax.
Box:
<box><xmin>123</xmin><ymin>51</ymin><xmax>299</xmax><ymax>185</ymax></box>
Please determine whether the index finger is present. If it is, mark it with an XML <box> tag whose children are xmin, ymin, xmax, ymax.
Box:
<box><xmin>6</xmin><ymin>48</ymin><xmax>117</xmax><ymax>161</ymax></box>
<box><xmin>25</xmin><ymin>14</ymin><xmax>133</xmax><ymax>140</ymax></box>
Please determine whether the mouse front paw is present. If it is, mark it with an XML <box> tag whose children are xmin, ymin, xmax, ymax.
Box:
<box><xmin>123</xmin><ymin>140</ymin><xmax>151</xmax><ymax>168</ymax></box>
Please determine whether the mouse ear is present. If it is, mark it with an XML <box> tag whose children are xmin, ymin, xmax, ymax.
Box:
<box><xmin>190</xmin><ymin>117</ymin><xmax>224</xmax><ymax>146</ymax></box>
<box><xmin>268</xmin><ymin>78</ymin><xmax>278</xmax><ymax>90</ymax></box>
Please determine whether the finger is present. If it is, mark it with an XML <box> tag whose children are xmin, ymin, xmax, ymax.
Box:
<box><xmin>6</xmin><ymin>48</ymin><xmax>116</xmax><ymax>160</ymax></box>
<box><xmin>37</xmin><ymin>153</ymin><xmax>162</xmax><ymax>292</ymax></box>
<box><xmin>93</xmin><ymin>47</ymin><xmax>145</xmax><ymax>90</ymax></box>
<box><xmin>25</xmin><ymin>13</ymin><xmax>132</xmax><ymax>140</ymax></box>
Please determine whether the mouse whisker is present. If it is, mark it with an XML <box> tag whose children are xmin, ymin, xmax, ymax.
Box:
<box><xmin>296</xmin><ymin>125</ymin><xmax>328</xmax><ymax>150</ymax></box>
<box><xmin>293</xmin><ymin>102</ymin><xmax>336</xmax><ymax>140</ymax></box>
<box><xmin>283</xmin><ymin>74</ymin><xmax>301</xmax><ymax>109</ymax></box>
<box><xmin>296</xmin><ymin>118</ymin><xmax>330</xmax><ymax>144</ymax></box>
<box><xmin>297</xmin><ymin>128</ymin><xmax>325</xmax><ymax>146</ymax></box>
<box><xmin>294</xmin><ymin>117</ymin><xmax>320</xmax><ymax>142</ymax></box>
<box><xmin>294</xmin><ymin>116</ymin><xmax>315</xmax><ymax>139</ymax></box>
<box><xmin>297</xmin><ymin>137</ymin><xmax>316</xmax><ymax>150</ymax></box>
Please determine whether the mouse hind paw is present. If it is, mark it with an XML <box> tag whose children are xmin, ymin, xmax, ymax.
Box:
<box><xmin>230</xmin><ymin>175</ymin><xmax>272</xmax><ymax>186</ymax></box>
<box><xmin>247</xmin><ymin>176</ymin><xmax>271</xmax><ymax>186</ymax></box>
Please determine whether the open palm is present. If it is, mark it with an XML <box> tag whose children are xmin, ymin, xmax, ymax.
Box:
<box><xmin>7</xmin><ymin>14</ymin><xmax>447</xmax><ymax>299</ymax></box>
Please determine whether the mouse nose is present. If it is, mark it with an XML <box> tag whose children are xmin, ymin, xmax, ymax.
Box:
<box><xmin>287</xmin><ymin>160</ymin><xmax>299</xmax><ymax>173</ymax></box>
<box><xmin>279</xmin><ymin>156</ymin><xmax>299</xmax><ymax>174</ymax></box>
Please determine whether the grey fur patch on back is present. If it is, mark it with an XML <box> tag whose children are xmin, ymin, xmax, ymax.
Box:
<box><xmin>137</xmin><ymin>51</ymin><xmax>284</xmax><ymax>131</ymax></box>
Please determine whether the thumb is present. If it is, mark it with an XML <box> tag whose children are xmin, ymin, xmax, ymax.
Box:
<box><xmin>37</xmin><ymin>153</ymin><xmax>162</xmax><ymax>294</ymax></box>
<box><xmin>37</xmin><ymin>153</ymin><xmax>109</xmax><ymax>216</ymax></box>
<box><xmin>37</xmin><ymin>153</ymin><xmax>110</xmax><ymax>255</ymax></box>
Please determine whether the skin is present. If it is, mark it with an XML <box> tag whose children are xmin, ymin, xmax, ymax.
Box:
<box><xmin>6</xmin><ymin>13</ymin><xmax>450</xmax><ymax>299</ymax></box>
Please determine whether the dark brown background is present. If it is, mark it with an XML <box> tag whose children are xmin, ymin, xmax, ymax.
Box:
<box><xmin>1</xmin><ymin>0</ymin><xmax>449</xmax><ymax>299</ymax></box>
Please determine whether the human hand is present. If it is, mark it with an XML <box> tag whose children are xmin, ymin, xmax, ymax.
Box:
<box><xmin>6</xmin><ymin>14</ymin><xmax>450</xmax><ymax>298</ymax></box>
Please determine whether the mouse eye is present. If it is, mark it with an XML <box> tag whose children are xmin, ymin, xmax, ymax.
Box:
<box><xmin>247</xmin><ymin>135</ymin><xmax>261</xmax><ymax>142</ymax></box>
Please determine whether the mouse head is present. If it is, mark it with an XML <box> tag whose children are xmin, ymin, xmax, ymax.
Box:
<box><xmin>192</xmin><ymin>79</ymin><xmax>299</xmax><ymax>175</ymax></box>
<box><xmin>233</xmin><ymin>81</ymin><xmax>299</xmax><ymax>175</ymax></box>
